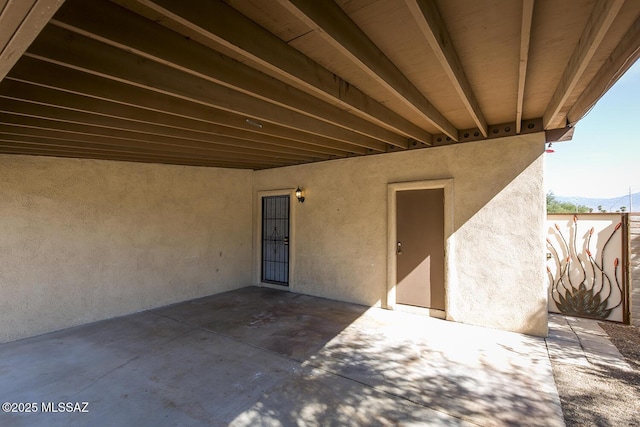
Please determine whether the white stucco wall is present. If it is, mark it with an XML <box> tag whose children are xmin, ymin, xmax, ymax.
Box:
<box><xmin>254</xmin><ymin>133</ymin><xmax>548</xmax><ymax>336</ymax></box>
<box><xmin>1</xmin><ymin>132</ymin><xmax>547</xmax><ymax>341</ymax></box>
<box><xmin>0</xmin><ymin>155</ymin><xmax>253</xmax><ymax>343</ymax></box>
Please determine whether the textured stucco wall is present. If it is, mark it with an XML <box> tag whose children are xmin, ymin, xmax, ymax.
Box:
<box><xmin>254</xmin><ymin>133</ymin><xmax>548</xmax><ymax>336</ymax></box>
<box><xmin>1</xmin><ymin>132</ymin><xmax>547</xmax><ymax>341</ymax></box>
<box><xmin>0</xmin><ymin>155</ymin><xmax>252</xmax><ymax>343</ymax></box>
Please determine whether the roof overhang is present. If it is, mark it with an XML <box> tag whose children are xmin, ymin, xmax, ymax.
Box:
<box><xmin>0</xmin><ymin>0</ymin><xmax>638</xmax><ymax>169</ymax></box>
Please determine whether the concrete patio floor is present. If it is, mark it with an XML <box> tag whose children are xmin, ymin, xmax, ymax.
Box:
<box><xmin>0</xmin><ymin>287</ymin><xmax>564</xmax><ymax>426</ymax></box>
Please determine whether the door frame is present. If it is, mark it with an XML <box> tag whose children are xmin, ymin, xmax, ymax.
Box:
<box><xmin>254</xmin><ymin>188</ymin><xmax>297</xmax><ymax>290</ymax></box>
<box><xmin>386</xmin><ymin>179</ymin><xmax>454</xmax><ymax>315</ymax></box>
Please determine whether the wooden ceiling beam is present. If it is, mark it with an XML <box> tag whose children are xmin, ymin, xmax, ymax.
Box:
<box><xmin>115</xmin><ymin>0</ymin><xmax>429</xmax><ymax>146</ymax></box>
<box><xmin>7</xmin><ymin>59</ymin><xmax>360</xmax><ymax>156</ymax></box>
<box><xmin>26</xmin><ymin>25</ymin><xmax>387</xmax><ymax>153</ymax></box>
<box><xmin>568</xmin><ymin>13</ymin><xmax>640</xmax><ymax>125</ymax></box>
<box><xmin>0</xmin><ymin>95</ymin><xmax>333</xmax><ymax>160</ymax></box>
<box><xmin>516</xmin><ymin>0</ymin><xmax>535</xmax><ymax>134</ymax></box>
<box><xmin>543</xmin><ymin>0</ymin><xmax>625</xmax><ymax>130</ymax></box>
<box><xmin>0</xmin><ymin>116</ymin><xmax>311</xmax><ymax>163</ymax></box>
<box><xmin>0</xmin><ymin>143</ymin><xmax>268</xmax><ymax>169</ymax></box>
<box><xmin>405</xmin><ymin>0</ymin><xmax>487</xmax><ymax>137</ymax></box>
<box><xmin>51</xmin><ymin>0</ymin><xmax>409</xmax><ymax>149</ymax></box>
<box><xmin>0</xmin><ymin>0</ymin><xmax>64</xmax><ymax>82</ymax></box>
<box><xmin>276</xmin><ymin>0</ymin><xmax>458</xmax><ymax>141</ymax></box>
<box><xmin>0</xmin><ymin>133</ymin><xmax>290</xmax><ymax>165</ymax></box>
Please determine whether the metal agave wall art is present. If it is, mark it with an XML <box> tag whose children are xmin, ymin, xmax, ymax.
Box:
<box><xmin>546</xmin><ymin>215</ymin><xmax>623</xmax><ymax>320</ymax></box>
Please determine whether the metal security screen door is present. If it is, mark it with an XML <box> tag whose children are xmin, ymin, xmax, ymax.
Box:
<box><xmin>261</xmin><ymin>195</ymin><xmax>290</xmax><ymax>285</ymax></box>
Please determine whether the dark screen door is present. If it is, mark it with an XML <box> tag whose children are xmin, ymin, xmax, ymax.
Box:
<box><xmin>261</xmin><ymin>195</ymin><xmax>290</xmax><ymax>285</ymax></box>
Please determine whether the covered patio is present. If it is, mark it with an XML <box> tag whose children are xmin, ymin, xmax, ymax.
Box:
<box><xmin>2</xmin><ymin>1</ymin><xmax>640</xmax><ymax>344</ymax></box>
<box><xmin>2</xmin><ymin>1</ymin><xmax>639</xmax><ymax>424</ymax></box>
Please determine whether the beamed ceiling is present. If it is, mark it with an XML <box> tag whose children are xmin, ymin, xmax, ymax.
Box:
<box><xmin>0</xmin><ymin>0</ymin><xmax>639</xmax><ymax>169</ymax></box>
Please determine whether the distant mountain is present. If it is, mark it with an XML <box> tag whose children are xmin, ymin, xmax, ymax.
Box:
<box><xmin>555</xmin><ymin>192</ymin><xmax>640</xmax><ymax>213</ymax></box>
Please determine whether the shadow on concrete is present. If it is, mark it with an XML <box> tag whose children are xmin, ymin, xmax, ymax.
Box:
<box><xmin>153</xmin><ymin>287</ymin><xmax>368</xmax><ymax>362</ymax></box>
<box><xmin>0</xmin><ymin>287</ymin><xmax>563</xmax><ymax>426</ymax></box>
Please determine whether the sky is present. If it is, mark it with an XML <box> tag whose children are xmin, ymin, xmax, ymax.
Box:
<box><xmin>544</xmin><ymin>59</ymin><xmax>640</xmax><ymax>199</ymax></box>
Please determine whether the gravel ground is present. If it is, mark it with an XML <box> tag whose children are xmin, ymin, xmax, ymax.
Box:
<box><xmin>552</xmin><ymin>322</ymin><xmax>640</xmax><ymax>427</ymax></box>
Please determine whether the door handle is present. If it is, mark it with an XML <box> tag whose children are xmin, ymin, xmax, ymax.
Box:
<box><xmin>283</xmin><ymin>236</ymin><xmax>289</xmax><ymax>245</ymax></box>
<box><xmin>397</xmin><ymin>241</ymin><xmax>402</xmax><ymax>255</ymax></box>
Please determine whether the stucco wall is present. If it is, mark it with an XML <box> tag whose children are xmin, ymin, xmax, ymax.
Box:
<box><xmin>1</xmin><ymin>132</ymin><xmax>547</xmax><ymax>341</ymax></box>
<box><xmin>0</xmin><ymin>155</ymin><xmax>253</xmax><ymax>343</ymax></box>
<box><xmin>254</xmin><ymin>133</ymin><xmax>548</xmax><ymax>336</ymax></box>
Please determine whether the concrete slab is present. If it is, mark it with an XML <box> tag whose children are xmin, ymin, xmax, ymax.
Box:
<box><xmin>547</xmin><ymin>314</ymin><xmax>631</xmax><ymax>371</ymax></box>
<box><xmin>0</xmin><ymin>287</ymin><xmax>564</xmax><ymax>426</ymax></box>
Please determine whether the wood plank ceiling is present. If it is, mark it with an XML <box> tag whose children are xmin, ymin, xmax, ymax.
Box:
<box><xmin>0</xmin><ymin>0</ymin><xmax>639</xmax><ymax>169</ymax></box>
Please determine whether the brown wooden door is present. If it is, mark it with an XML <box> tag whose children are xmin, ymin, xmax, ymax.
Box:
<box><xmin>396</xmin><ymin>189</ymin><xmax>445</xmax><ymax>310</ymax></box>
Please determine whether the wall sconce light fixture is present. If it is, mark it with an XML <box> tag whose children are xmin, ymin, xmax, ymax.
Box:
<box><xmin>295</xmin><ymin>187</ymin><xmax>305</xmax><ymax>203</ymax></box>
